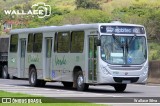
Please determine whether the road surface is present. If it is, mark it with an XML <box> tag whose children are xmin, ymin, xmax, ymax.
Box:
<box><xmin>0</xmin><ymin>79</ymin><xmax>160</xmax><ymax>106</ymax></box>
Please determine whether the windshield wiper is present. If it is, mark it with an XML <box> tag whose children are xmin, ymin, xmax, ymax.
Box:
<box><xmin>126</xmin><ymin>34</ymin><xmax>137</xmax><ymax>53</ymax></box>
<box><xmin>128</xmin><ymin>34</ymin><xmax>137</xmax><ymax>46</ymax></box>
<box><xmin>112</xmin><ymin>34</ymin><xmax>126</xmax><ymax>63</ymax></box>
<box><xmin>112</xmin><ymin>34</ymin><xmax>137</xmax><ymax>64</ymax></box>
<box><xmin>112</xmin><ymin>34</ymin><xmax>123</xmax><ymax>47</ymax></box>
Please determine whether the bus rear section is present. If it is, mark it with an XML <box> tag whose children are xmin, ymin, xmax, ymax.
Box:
<box><xmin>0</xmin><ymin>36</ymin><xmax>9</xmax><ymax>78</ymax></box>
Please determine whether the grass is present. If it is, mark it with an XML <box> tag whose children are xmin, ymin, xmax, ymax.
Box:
<box><xmin>0</xmin><ymin>90</ymin><xmax>106</xmax><ymax>106</ymax></box>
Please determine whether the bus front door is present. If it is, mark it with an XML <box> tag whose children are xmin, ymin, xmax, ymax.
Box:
<box><xmin>20</xmin><ymin>38</ymin><xmax>26</xmax><ymax>78</ymax></box>
<box><xmin>45</xmin><ymin>38</ymin><xmax>52</xmax><ymax>80</ymax></box>
<box><xmin>88</xmin><ymin>36</ymin><xmax>97</xmax><ymax>82</ymax></box>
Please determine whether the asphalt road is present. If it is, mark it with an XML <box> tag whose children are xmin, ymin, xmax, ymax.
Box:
<box><xmin>0</xmin><ymin>79</ymin><xmax>160</xmax><ymax>106</ymax></box>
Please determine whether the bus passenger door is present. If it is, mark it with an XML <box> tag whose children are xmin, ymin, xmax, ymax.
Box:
<box><xmin>20</xmin><ymin>38</ymin><xmax>26</xmax><ymax>78</ymax></box>
<box><xmin>88</xmin><ymin>36</ymin><xmax>97</xmax><ymax>82</ymax></box>
<box><xmin>45</xmin><ymin>38</ymin><xmax>52</xmax><ymax>79</ymax></box>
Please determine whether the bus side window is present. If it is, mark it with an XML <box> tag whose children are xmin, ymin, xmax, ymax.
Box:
<box><xmin>10</xmin><ymin>34</ymin><xmax>18</xmax><ymax>52</ymax></box>
<box><xmin>71</xmin><ymin>31</ymin><xmax>84</xmax><ymax>53</ymax></box>
<box><xmin>33</xmin><ymin>33</ymin><xmax>43</xmax><ymax>53</ymax></box>
<box><xmin>27</xmin><ymin>33</ymin><xmax>34</xmax><ymax>52</ymax></box>
<box><xmin>57</xmin><ymin>32</ymin><xmax>70</xmax><ymax>53</ymax></box>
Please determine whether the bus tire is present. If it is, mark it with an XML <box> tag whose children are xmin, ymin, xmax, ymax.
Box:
<box><xmin>62</xmin><ymin>82</ymin><xmax>73</xmax><ymax>88</ymax></box>
<box><xmin>29</xmin><ymin>67</ymin><xmax>39</xmax><ymax>87</ymax></box>
<box><xmin>113</xmin><ymin>84</ymin><xmax>127</xmax><ymax>92</ymax></box>
<box><xmin>2</xmin><ymin>65</ymin><xmax>9</xmax><ymax>79</ymax></box>
<box><xmin>75</xmin><ymin>71</ymin><xmax>89</xmax><ymax>91</ymax></box>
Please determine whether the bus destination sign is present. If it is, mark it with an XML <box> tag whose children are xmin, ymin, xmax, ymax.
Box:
<box><xmin>100</xmin><ymin>26</ymin><xmax>145</xmax><ymax>34</ymax></box>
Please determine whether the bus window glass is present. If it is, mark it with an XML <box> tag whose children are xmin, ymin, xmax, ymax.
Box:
<box><xmin>57</xmin><ymin>32</ymin><xmax>70</xmax><ymax>53</ymax></box>
<box><xmin>27</xmin><ymin>33</ymin><xmax>34</xmax><ymax>52</ymax></box>
<box><xmin>33</xmin><ymin>33</ymin><xmax>43</xmax><ymax>52</ymax></box>
<box><xmin>71</xmin><ymin>31</ymin><xmax>84</xmax><ymax>53</ymax></box>
<box><xmin>10</xmin><ymin>34</ymin><xmax>18</xmax><ymax>52</ymax></box>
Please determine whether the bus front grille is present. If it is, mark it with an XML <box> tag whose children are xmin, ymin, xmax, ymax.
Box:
<box><xmin>109</xmin><ymin>66</ymin><xmax>142</xmax><ymax>71</ymax></box>
<box><xmin>113</xmin><ymin>77</ymin><xmax>139</xmax><ymax>83</ymax></box>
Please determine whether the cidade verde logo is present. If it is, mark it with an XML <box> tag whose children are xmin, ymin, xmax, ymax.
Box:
<box><xmin>4</xmin><ymin>2</ymin><xmax>51</xmax><ymax>18</ymax></box>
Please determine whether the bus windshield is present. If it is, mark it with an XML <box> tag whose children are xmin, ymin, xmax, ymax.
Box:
<box><xmin>101</xmin><ymin>35</ymin><xmax>147</xmax><ymax>65</ymax></box>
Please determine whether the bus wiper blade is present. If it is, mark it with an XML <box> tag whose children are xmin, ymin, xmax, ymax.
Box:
<box><xmin>112</xmin><ymin>34</ymin><xmax>123</xmax><ymax>47</ymax></box>
<box><xmin>128</xmin><ymin>34</ymin><xmax>137</xmax><ymax>47</ymax></box>
<box><xmin>126</xmin><ymin>34</ymin><xmax>136</xmax><ymax>53</ymax></box>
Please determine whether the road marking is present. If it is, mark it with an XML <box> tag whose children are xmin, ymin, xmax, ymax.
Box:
<box><xmin>146</xmin><ymin>85</ymin><xmax>160</xmax><ymax>88</ymax></box>
<box><xmin>0</xmin><ymin>83</ymin><xmax>148</xmax><ymax>98</ymax></box>
<box><xmin>44</xmin><ymin>89</ymin><xmax>51</xmax><ymax>91</ymax></box>
<box><xmin>0</xmin><ymin>84</ymin><xmax>13</xmax><ymax>87</ymax></box>
<box><xmin>112</xmin><ymin>96</ymin><xmax>123</xmax><ymax>97</ymax></box>
<box><xmin>130</xmin><ymin>84</ymin><xmax>160</xmax><ymax>88</ymax></box>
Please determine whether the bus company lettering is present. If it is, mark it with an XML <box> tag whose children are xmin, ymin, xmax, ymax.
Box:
<box><xmin>55</xmin><ymin>55</ymin><xmax>66</xmax><ymax>66</ymax></box>
<box><xmin>28</xmin><ymin>55</ymin><xmax>39</xmax><ymax>63</ymax></box>
<box><xmin>115</xmin><ymin>28</ymin><xmax>131</xmax><ymax>33</ymax></box>
<box><xmin>104</xmin><ymin>26</ymin><xmax>142</xmax><ymax>34</ymax></box>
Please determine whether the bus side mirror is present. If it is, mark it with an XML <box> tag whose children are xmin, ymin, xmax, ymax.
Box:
<box><xmin>96</xmin><ymin>38</ymin><xmax>101</xmax><ymax>46</ymax></box>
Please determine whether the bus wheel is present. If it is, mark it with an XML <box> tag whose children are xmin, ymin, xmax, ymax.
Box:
<box><xmin>62</xmin><ymin>82</ymin><xmax>73</xmax><ymax>88</ymax></box>
<box><xmin>113</xmin><ymin>84</ymin><xmax>127</xmax><ymax>92</ymax></box>
<box><xmin>29</xmin><ymin>67</ymin><xmax>38</xmax><ymax>87</ymax></box>
<box><xmin>75</xmin><ymin>71</ymin><xmax>89</xmax><ymax>91</ymax></box>
<box><xmin>2</xmin><ymin>65</ymin><xmax>9</xmax><ymax>79</ymax></box>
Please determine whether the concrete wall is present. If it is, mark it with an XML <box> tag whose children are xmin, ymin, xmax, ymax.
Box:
<box><xmin>148</xmin><ymin>61</ymin><xmax>160</xmax><ymax>83</ymax></box>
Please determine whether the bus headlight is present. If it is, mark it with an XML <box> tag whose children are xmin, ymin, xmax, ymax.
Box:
<box><xmin>100</xmin><ymin>65</ymin><xmax>110</xmax><ymax>75</ymax></box>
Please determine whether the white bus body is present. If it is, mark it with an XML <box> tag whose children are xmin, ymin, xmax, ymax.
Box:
<box><xmin>8</xmin><ymin>22</ymin><xmax>148</xmax><ymax>92</ymax></box>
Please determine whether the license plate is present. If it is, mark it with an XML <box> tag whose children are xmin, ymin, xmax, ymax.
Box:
<box><xmin>122</xmin><ymin>80</ymin><xmax>131</xmax><ymax>84</ymax></box>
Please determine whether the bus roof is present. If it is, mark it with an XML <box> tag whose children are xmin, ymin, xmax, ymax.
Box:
<box><xmin>10</xmin><ymin>23</ymin><xmax>144</xmax><ymax>34</ymax></box>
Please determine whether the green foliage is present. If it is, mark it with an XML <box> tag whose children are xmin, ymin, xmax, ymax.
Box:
<box><xmin>111</xmin><ymin>1</ymin><xmax>160</xmax><ymax>42</ymax></box>
<box><xmin>148</xmin><ymin>41</ymin><xmax>160</xmax><ymax>60</ymax></box>
<box><xmin>62</xmin><ymin>9</ymin><xmax>111</xmax><ymax>24</ymax></box>
<box><xmin>1</xmin><ymin>0</ymin><xmax>160</xmax><ymax>60</ymax></box>
<box><xmin>45</xmin><ymin>9</ymin><xmax>111</xmax><ymax>25</ymax></box>
<box><xmin>75</xmin><ymin>0</ymin><xmax>101</xmax><ymax>9</ymax></box>
<box><xmin>45</xmin><ymin>15</ymin><xmax>64</xmax><ymax>26</ymax></box>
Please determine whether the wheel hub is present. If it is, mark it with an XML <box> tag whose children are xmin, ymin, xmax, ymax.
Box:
<box><xmin>3</xmin><ymin>70</ymin><xmax>7</xmax><ymax>78</ymax></box>
<box><xmin>3</xmin><ymin>67</ymin><xmax>7</xmax><ymax>78</ymax></box>
<box><xmin>31</xmin><ymin>72</ymin><xmax>35</xmax><ymax>83</ymax></box>
<box><xmin>77</xmin><ymin>75</ymin><xmax>84</xmax><ymax>87</ymax></box>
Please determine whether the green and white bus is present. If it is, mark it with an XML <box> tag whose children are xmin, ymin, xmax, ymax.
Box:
<box><xmin>8</xmin><ymin>22</ymin><xmax>148</xmax><ymax>92</ymax></box>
